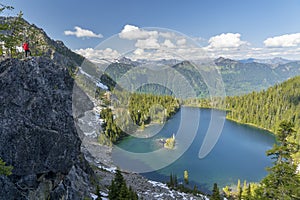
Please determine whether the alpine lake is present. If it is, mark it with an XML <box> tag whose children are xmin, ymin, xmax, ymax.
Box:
<box><xmin>112</xmin><ymin>107</ymin><xmax>275</xmax><ymax>192</ymax></box>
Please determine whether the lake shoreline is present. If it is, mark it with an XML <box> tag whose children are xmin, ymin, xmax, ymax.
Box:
<box><xmin>184</xmin><ymin>105</ymin><xmax>276</xmax><ymax>136</ymax></box>
<box><xmin>116</xmin><ymin>106</ymin><xmax>275</xmax><ymax>191</ymax></box>
<box><xmin>91</xmin><ymin>103</ymin><xmax>276</xmax><ymax>197</ymax></box>
<box><xmin>226</xmin><ymin>117</ymin><xmax>275</xmax><ymax>135</ymax></box>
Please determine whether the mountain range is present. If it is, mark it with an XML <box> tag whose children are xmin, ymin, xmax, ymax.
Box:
<box><xmin>239</xmin><ymin>57</ymin><xmax>293</xmax><ymax>66</ymax></box>
<box><xmin>94</xmin><ymin>56</ymin><xmax>300</xmax><ymax>97</ymax></box>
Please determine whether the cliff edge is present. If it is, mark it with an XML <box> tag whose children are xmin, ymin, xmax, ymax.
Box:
<box><xmin>0</xmin><ymin>57</ymin><xmax>94</xmax><ymax>200</ymax></box>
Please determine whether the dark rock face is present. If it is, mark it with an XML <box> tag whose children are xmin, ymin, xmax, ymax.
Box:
<box><xmin>0</xmin><ymin>176</ymin><xmax>24</xmax><ymax>200</ymax></box>
<box><xmin>72</xmin><ymin>83</ymin><xmax>94</xmax><ymax>120</ymax></box>
<box><xmin>0</xmin><ymin>57</ymin><xmax>93</xmax><ymax>199</ymax></box>
<box><xmin>0</xmin><ymin>57</ymin><xmax>80</xmax><ymax>175</ymax></box>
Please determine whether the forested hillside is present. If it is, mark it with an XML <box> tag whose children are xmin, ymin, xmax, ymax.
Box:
<box><xmin>225</xmin><ymin>76</ymin><xmax>300</xmax><ymax>135</ymax></box>
<box><xmin>128</xmin><ymin>93</ymin><xmax>180</xmax><ymax>126</ymax></box>
<box><xmin>185</xmin><ymin>75</ymin><xmax>300</xmax><ymax>159</ymax></box>
<box><xmin>99</xmin><ymin>92</ymin><xmax>180</xmax><ymax>144</ymax></box>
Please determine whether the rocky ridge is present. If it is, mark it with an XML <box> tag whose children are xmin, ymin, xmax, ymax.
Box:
<box><xmin>0</xmin><ymin>57</ymin><xmax>95</xmax><ymax>200</ymax></box>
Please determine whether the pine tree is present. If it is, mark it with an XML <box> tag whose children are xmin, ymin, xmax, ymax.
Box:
<box><xmin>108</xmin><ymin>180</ymin><xmax>118</xmax><ymax>200</ymax></box>
<box><xmin>174</xmin><ymin>174</ymin><xmax>178</xmax><ymax>187</ymax></box>
<box><xmin>236</xmin><ymin>179</ymin><xmax>242</xmax><ymax>200</ymax></box>
<box><xmin>128</xmin><ymin>186</ymin><xmax>138</xmax><ymax>200</ymax></box>
<box><xmin>170</xmin><ymin>172</ymin><xmax>173</xmax><ymax>186</ymax></box>
<box><xmin>95</xmin><ymin>185</ymin><xmax>102</xmax><ymax>200</ymax></box>
<box><xmin>222</xmin><ymin>185</ymin><xmax>231</xmax><ymax>198</ymax></box>
<box><xmin>211</xmin><ymin>183</ymin><xmax>221</xmax><ymax>200</ymax></box>
<box><xmin>3</xmin><ymin>12</ymin><xmax>25</xmax><ymax>57</ymax></box>
<box><xmin>193</xmin><ymin>185</ymin><xmax>198</xmax><ymax>195</ymax></box>
<box><xmin>245</xmin><ymin>183</ymin><xmax>251</xmax><ymax>200</ymax></box>
<box><xmin>241</xmin><ymin>180</ymin><xmax>248</xmax><ymax>199</ymax></box>
<box><xmin>108</xmin><ymin>169</ymin><xmax>138</xmax><ymax>200</ymax></box>
<box><xmin>0</xmin><ymin>4</ymin><xmax>23</xmax><ymax>58</ymax></box>
<box><xmin>257</xmin><ymin>121</ymin><xmax>300</xmax><ymax>199</ymax></box>
<box><xmin>118</xmin><ymin>183</ymin><xmax>129</xmax><ymax>200</ymax></box>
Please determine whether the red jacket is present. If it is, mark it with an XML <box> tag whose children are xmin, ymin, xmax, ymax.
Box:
<box><xmin>22</xmin><ymin>43</ymin><xmax>29</xmax><ymax>51</ymax></box>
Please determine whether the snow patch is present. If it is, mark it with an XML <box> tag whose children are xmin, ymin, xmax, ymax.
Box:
<box><xmin>96</xmin><ymin>81</ymin><xmax>108</xmax><ymax>90</ymax></box>
<box><xmin>98</xmin><ymin>165</ymin><xmax>117</xmax><ymax>173</ymax></box>
<box><xmin>100</xmin><ymin>191</ymin><xmax>109</xmax><ymax>200</ymax></box>
<box><xmin>148</xmin><ymin>180</ymin><xmax>169</xmax><ymax>190</ymax></box>
<box><xmin>90</xmin><ymin>193</ymin><xmax>98</xmax><ymax>200</ymax></box>
<box><xmin>79</xmin><ymin>68</ymin><xmax>92</xmax><ymax>78</ymax></box>
<box><xmin>78</xmin><ymin>68</ymin><xmax>108</xmax><ymax>90</ymax></box>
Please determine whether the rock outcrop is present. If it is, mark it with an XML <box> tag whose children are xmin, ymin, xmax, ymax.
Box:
<box><xmin>0</xmin><ymin>57</ymin><xmax>95</xmax><ymax>200</ymax></box>
<box><xmin>0</xmin><ymin>17</ymin><xmax>89</xmax><ymax>72</ymax></box>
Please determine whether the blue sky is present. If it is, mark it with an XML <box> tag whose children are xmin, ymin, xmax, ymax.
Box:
<box><xmin>2</xmin><ymin>0</ymin><xmax>300</xmax><ymax>60</ymax></box>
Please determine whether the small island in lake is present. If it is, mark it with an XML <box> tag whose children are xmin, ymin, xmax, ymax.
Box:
<box><xmin>163</xmin><ymin>134</ymin><xmax>176</xmax><ymax>149</ymax></box>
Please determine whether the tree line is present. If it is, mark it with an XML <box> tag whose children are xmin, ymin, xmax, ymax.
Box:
<box><xmin>0</xmin><ymin>4</ymin><xmax>24</xmax><ymax>57</ymax></box>
<box><xmin>128</xmin><ymin>93</ymin><xmax>180</xmax><ymax>126</ymax></box>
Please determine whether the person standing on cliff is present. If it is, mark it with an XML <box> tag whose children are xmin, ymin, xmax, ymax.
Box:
<box><xmin>22</xmin><ymin>41</ymin><xmax>31</xmax><ymax>57</ymax></box>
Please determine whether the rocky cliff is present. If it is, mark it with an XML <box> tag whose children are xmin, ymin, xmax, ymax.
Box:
<box><xmin>0</xmin><ymin>57</ymin><xmax>95</xmax><ymax>200</ymax></box>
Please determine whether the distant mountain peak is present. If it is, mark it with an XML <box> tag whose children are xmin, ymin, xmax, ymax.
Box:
<box><xmin>214</xmin><ymin>57</ymin><xmax>238</xmax><ymax>65</ymax></box>
<box><xmin>239</xmin><ymin>57</ymin><xmax>294</xmax><ymax>66</ymax></box>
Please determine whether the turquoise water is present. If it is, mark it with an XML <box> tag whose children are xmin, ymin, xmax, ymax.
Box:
<box><xmin>113</xmin><ymin>107</ymin><xmax>275</xmax><ymax>191</ymax></box>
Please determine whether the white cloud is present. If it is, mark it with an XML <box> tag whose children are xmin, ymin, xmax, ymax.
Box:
<box><xmin>176</xmin><ymin>38</ymin><xmax>187</xmax><ymax>46</ymax></box>
<box><xmin>74</xmin><ymin>25</ymin><xmax>300</xmax><ymax>62</ymax></box>
<box><xmin>119</xmin><ymin>24</ymin><xmax>158</xmax><ymax>40</ymax></box>
<box><xmin>64</xmin><ymin>26</ymin><xmax>103</xmax><ymax>38</ymax></box>
<box><xmin>208</xmin><ymin>33</ymin><xmax>248</xmax><ymax>49</ymax></box>
<box><xmin>135</xmin><ymin>38</ymin><xmax>160</xmax><ymax>49</ymax></box>
<box><xmin>264</xmin><ymin>33</ymin><xmax>300</xmax><ymax>47</ymax></box>
<box><xmin>203</xmin><ymin>44</ymin><xmax>300</xmax><ymax>60</ymax></box>
<box><xmin>133</xmin><ymin>48</ymin><xmax>144</xmax><ymax>56</ymax></box>
<box><xmin>162</xmin><ymin>39</ymin><xmax>176</xmax><ymax>48</ymax></box>
<box><xmin>192</xmin><ymin>37</ymin><xmax>207</xmax><ymax>46</ymax></box>
<box><xmin>159</xmin><ymin>32</ymin><xmax>176</xmax><ymax>39</ymax></box>
<box><xmin>75</xmin><ymin>48</ymin><xmax>120</xmax><ymax>62</ymax></box>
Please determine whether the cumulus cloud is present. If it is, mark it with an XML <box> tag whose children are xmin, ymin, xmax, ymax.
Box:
<box><xmin>159</xmin><ymin>32</ymin><xmax>176</xmax><ymax>39</ymax></box>
<box><xmin>119</xmin><ymin>24</ymin><xmax>158</xmax><ymax>40</ymax></box>
<box><xmin>74</xmin><ymin>25</ymin><xmax>300</xmax><ymax>62</ymax></box>
<box><xmin>64</xmin><ymin>26</ymin><xmax>103</xmax><ymax>38</ymax></box>
<box><xmin>208</xmin><ymin>33</ymin><xmax>248</xmax><ymax>49</ymax></box>
<box><xmin>176</xmin><ymin>38</ymin><xmax>187</xmax><ymax>46</ymax></box>
<box><xmin>135</xmin><ymin>38</ymin><xmax>160</xmax><ymax>49</ymax></box>
<box><xmin>264</xmin><ymin>33</ymin><xmax>300</xmax><ymax>47</ymax></box>
<box><xmin>75</xmin><ymin>48</ymin><xmax>120</xmax><ymax>62</ymax></box>
<box><xmin>133</xmin><ymin>48</ymin><xmax>145</xmax><ymax>56</ymax></box>
<box><xmin>162</xmin><ymin>39</ymin><xmax>176</xmax><ymax>48</ymax></box>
